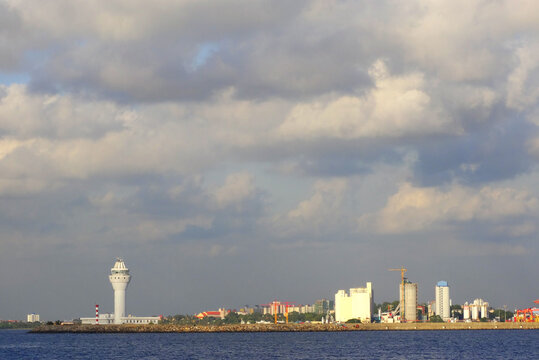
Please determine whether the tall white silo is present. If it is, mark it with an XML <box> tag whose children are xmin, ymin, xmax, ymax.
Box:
<box><xmin>399</xmin><ymin>282</ymin><xmax>418</xmax><ymax>322</ymax></box>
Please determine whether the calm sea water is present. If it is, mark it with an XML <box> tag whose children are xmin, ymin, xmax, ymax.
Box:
<box><xmin>1</xmin><ymin>329</ymin><xmax>538</xmax><ymax>359</ymax></box>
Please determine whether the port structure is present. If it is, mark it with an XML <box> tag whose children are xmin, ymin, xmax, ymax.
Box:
<box><xmin>514</xmin><ymin>299</ymin><xmax>539</xmax><ymax>322</ymax></box>
<box><xmin>261</xmin><ymin>300</ymin><xmax>296</xmax><ymax>324</ymax></box>
<box><xmin>281</xmin><ymin>301</ymin><xmax>296</xmax><ymax>324</ymax></box>
<box><xmin>388</xmin><ymin>267</ymin><xmax>407</xmax><ymax>321</ymax></box>
<box><xmin>260</xmin><ymin>301</ymin><xmax>279</xmax><ymax>324</ymax></box>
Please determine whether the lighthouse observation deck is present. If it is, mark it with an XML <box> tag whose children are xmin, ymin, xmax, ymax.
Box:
<box><xmin>80</xmin><ymin>258</ymin><xmax>160</xmax><ymax>325</ymax></box>
<box><xmin>110</xmin><ymin>258</ymin><xmax>130</xmax><ymax>275</ymax></box>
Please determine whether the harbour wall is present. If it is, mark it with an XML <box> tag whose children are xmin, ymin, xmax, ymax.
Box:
<box><xmin>30</xmin><ymin>322</ymin><xmax>539</xmax><ymax>333</ymax></box>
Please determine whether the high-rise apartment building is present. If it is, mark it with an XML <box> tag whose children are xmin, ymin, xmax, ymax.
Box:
<box><xmin>435</xmin><ymin>281</ymin><xmax>450</xmax><ymax>321</ymax></box>
<box><xmin>27</xmin><ymin>313</ymin><xmax>40</xmax><ymax>322</ymax></box>
<box><xmin>314</xmin><ymin>299</ymin><xmax>334</xmax><ymax>314</ymax></box>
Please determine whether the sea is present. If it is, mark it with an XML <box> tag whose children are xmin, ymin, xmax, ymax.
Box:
<box><xmin>1</xmin><ymin>329</ymin><xmax>538</xmax><ymax>359</ymax></box>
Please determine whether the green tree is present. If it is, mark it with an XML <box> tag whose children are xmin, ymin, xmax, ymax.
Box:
<box><xmin>429</xmin><ymin>315</ymin><xmax>443</xmax><ymax>323</ymax></box>
<box><xmin>0</xmin><ymin>322</ymin><xmax>41</xmax><ymax>329</ymax></box>
<box><xmin>223</xmin><ymin>312</ymin><xmax>241</xmax><ymax>324</ymax></box>
<box><xmin>450</xmin><ymin>304</ymin><xmax>463</xmax><ymax>320</ymax></box>
<box><xmin>287</xmin><ymin>311</ymin><xmax>304</xmax><ymax>323</ymax></box>
<box><xmin>375</xmin><ymin>301</ymin><xmax>400</xmax><ymax>314</ymax></box>
<box><xmin>304</xmin><ymin>313</ymin><xmax>323</xmax><ymax>322</ymax></box>
<box><xmin>489</xmin><ymin>309</ymin><xmax>513</xmax><ymax>321</ymax></box>
<box><xmin>241</xmin><ymin>312</ymin><xmax>263</xmax><ymax>324</ymax></box>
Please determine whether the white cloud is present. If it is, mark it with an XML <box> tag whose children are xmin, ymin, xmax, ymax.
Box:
<box><xmin>0</xmin><ymin>84</ymin><xmax>126</xmax><ymax>139</ymax></box>
<box><xmin>212</xmin><ymin>172</ymin><xmax>256</xmax><ymax>209</ymax></box>
<box><xmin>0</xmin><ymin>85</ymin><xmax>283</xmax><ymax>194</ymax></box>
<box><xmin>134</xmin><ymin>216</ymin><xmax>214</xmax><ymax>242</ymax></box>
<box><xmin>506</xmin><ymin>45</ymin><xmax>539</xmax><ymax>111</ymax></box>
<box><xmin>393</xmin><ymin>0</ymin><xmax>539</xmax><ymax>81</ymax></box>
<box><xmin>359</xmin><ymin>183</ymin><xmax>538</xmax><ymax>233</ymax></box>
<box><xmin>277</xmin><ymin>60</ymin><xmax>456</xmax><ymax>140</ymax></box>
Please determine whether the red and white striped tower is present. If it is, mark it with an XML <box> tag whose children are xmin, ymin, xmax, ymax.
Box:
<box><xmin>95</xmin><ymin>304</ymin><xmax>99</xmax><ymax>325</ymax></box>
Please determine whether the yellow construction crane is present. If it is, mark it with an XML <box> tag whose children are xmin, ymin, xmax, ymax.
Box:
<box><xmin>388</xmin><ymin>268</ymin><xmax>407</xmax><ymax>285</ymax></box>
<box><xmin>389</xmin><ymin>267</ymin><xmax>407</xmax><ymax>321</ymax></box>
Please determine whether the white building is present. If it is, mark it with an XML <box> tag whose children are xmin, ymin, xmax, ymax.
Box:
<box><xmin>435</xmin><ymin>281</ymin><xmax>450</xmax><ymax>321</ymax></box>
<box><xmin>463</xmin><ymin>302</ymin><xmax>470</xmax><ymax>320</ymax></box>
<box><xmin>80</xmin><ymin>258</ymin><xmax>160</xmax><ymax>325</ymax></box>
<box><xmin>27</xmin><ymin>313</ymin><xmax>40</xmax><ymax>322</ymax></box>
<box><xmin>335</xmin><ymin>282</ymin><xmax>373</xmax><ymax>323</ymax></box>
<box><xmin>462</xmin><ymin>298</ymin><xmax>489</xmax><ymax>321</ymax></box>
<box><xmin>472</xmin><ymin>298</ymin><xmax>489</xmax><ymax>320</ymax></box>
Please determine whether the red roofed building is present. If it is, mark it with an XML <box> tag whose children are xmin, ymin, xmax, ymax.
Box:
<box><xmin>195</xmin><ymin>308</ymin><xmax>230</xmax><ymax>320</ymax></box>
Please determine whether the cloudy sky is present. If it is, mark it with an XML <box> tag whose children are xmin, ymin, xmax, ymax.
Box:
<box><xmin>1</xmin><ymin>0</ymin><xmax>538</xmax><ymax>321</ymax></box>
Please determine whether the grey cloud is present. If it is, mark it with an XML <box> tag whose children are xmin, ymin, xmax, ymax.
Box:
<box><xmin>28</xmin><ymin>29</ymin><xmax>371</xmax><ymax>102</ymax></box>
<box><xmin>413</xmin><ymin>116</ymin><xmax>537</xmax><ymax>186</ymax></box>
<box><xmin>0</xmin><ymin>84</ymin><xmax>126</xmax><ymax>139</ymax></box>
<box><xmin>2</xmin><ymin>0</ymin><xmax>539</xmax><ymax>320</ymax></box>
<box><xmin>0</xmin><ymin>2</ymin><xmax>25</xmax><ymax>69</ymax></box>
<box><xmin>16</xmin><ymin>0</ymin><xmax>536</xmax><ymax>103</ymax></box>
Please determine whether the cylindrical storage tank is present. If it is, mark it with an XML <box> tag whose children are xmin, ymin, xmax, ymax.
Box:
<box><xmin>471</xmin><ymin>305</ymin><xmax>479</xmax><ymax>320</ymax></box>
<box><xmin>400</xmin><ymin>283</ymin><xmax>418</xmax><ymax>322</ymax></box>
<box><xmin>463</xmin><ymin>305</ymin><xmax>470</xmax><ymax>320</ymax></box>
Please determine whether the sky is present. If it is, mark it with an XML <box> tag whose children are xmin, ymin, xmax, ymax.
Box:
<box><xmin>0</xmin><ymin>0</ymin><xmax>538</xmax><ymax>321</ymax></box>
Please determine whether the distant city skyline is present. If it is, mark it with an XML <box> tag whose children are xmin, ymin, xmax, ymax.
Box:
<box><xmin>0</xmin><ymin>0</ymin><xmax>538</xmax><ymax>321</ymax></box>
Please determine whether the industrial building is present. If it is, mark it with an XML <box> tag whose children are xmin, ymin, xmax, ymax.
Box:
<box><xmin>463</xmin><ymin>298</ymin><xmax>489</xmax><ymax>321</ymax></box>
<box><xmin>399</xmin><ymin>282</ymin><xmax>418</xmax><ymax>322</ymax></box>
<box><xmin>435</xmin><ymin>281</ymin><xmax>451</xmax><ymax>321</ymax></box>
<box><xmin>335</xmin><ymin>282</ymin><xmax>373</xmax><ymax>323</ymax></box>
<box><xmin>80</xmin><ymin>258</ymin><xmax>160</xmax><ymax>325</ymax></box>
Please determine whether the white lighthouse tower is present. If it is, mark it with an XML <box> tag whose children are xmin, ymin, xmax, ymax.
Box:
<box><xmin>109</xmin><ymin>258</ymin><xmax>131</xmax><ymax>324</ymax></box>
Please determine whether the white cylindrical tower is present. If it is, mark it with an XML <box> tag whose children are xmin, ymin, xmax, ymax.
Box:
<box><xmin>400</xmin><ymin>282</ymin><xmax>418</xmax><ymax>322</ymax></box>
<box><xmin>463</xmin><ymin>303</ymin><xmax>470</xmax><ymax>320</ymax></box>
<box><xmin>109</xmin><ymin>258</ymin><xmax>131</xmax><ymax>324</ymax></box>
<box><xmin>471</xmin><ymin>305</ymin><xmax>479</xmax><ymax>320</ymax></box>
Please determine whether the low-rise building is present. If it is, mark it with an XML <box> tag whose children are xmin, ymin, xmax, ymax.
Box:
<box><xmin>195</xmin><ymin>308</ymin><xmax>229</xmax><ymax>320</ymax></box>
<box><xmin>80</xmin><ymin>313</ymin><xmax>161</xmax><ymax>324</ymax></box>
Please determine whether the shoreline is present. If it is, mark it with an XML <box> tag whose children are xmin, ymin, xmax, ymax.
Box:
<box><xmin>30</xmin><ymin>322</ymin><xmax>539</xmax><ymax>333</ymax></box>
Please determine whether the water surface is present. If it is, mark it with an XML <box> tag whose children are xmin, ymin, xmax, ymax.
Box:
<box><xmin>1</xmin><ymin>329</ymin><xmax>537</xmax><ymax>359</ymax></box>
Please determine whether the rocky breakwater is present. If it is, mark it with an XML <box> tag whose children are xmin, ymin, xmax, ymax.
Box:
<box><xmin>30</xmin><ymin>323</ymin><xmax>348</xmax><ymax>333</ymax></box>
<box><xmin>30</xmin><ymin>322</ymin><xmax>539</xmax><ymax>333</ymax></box>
